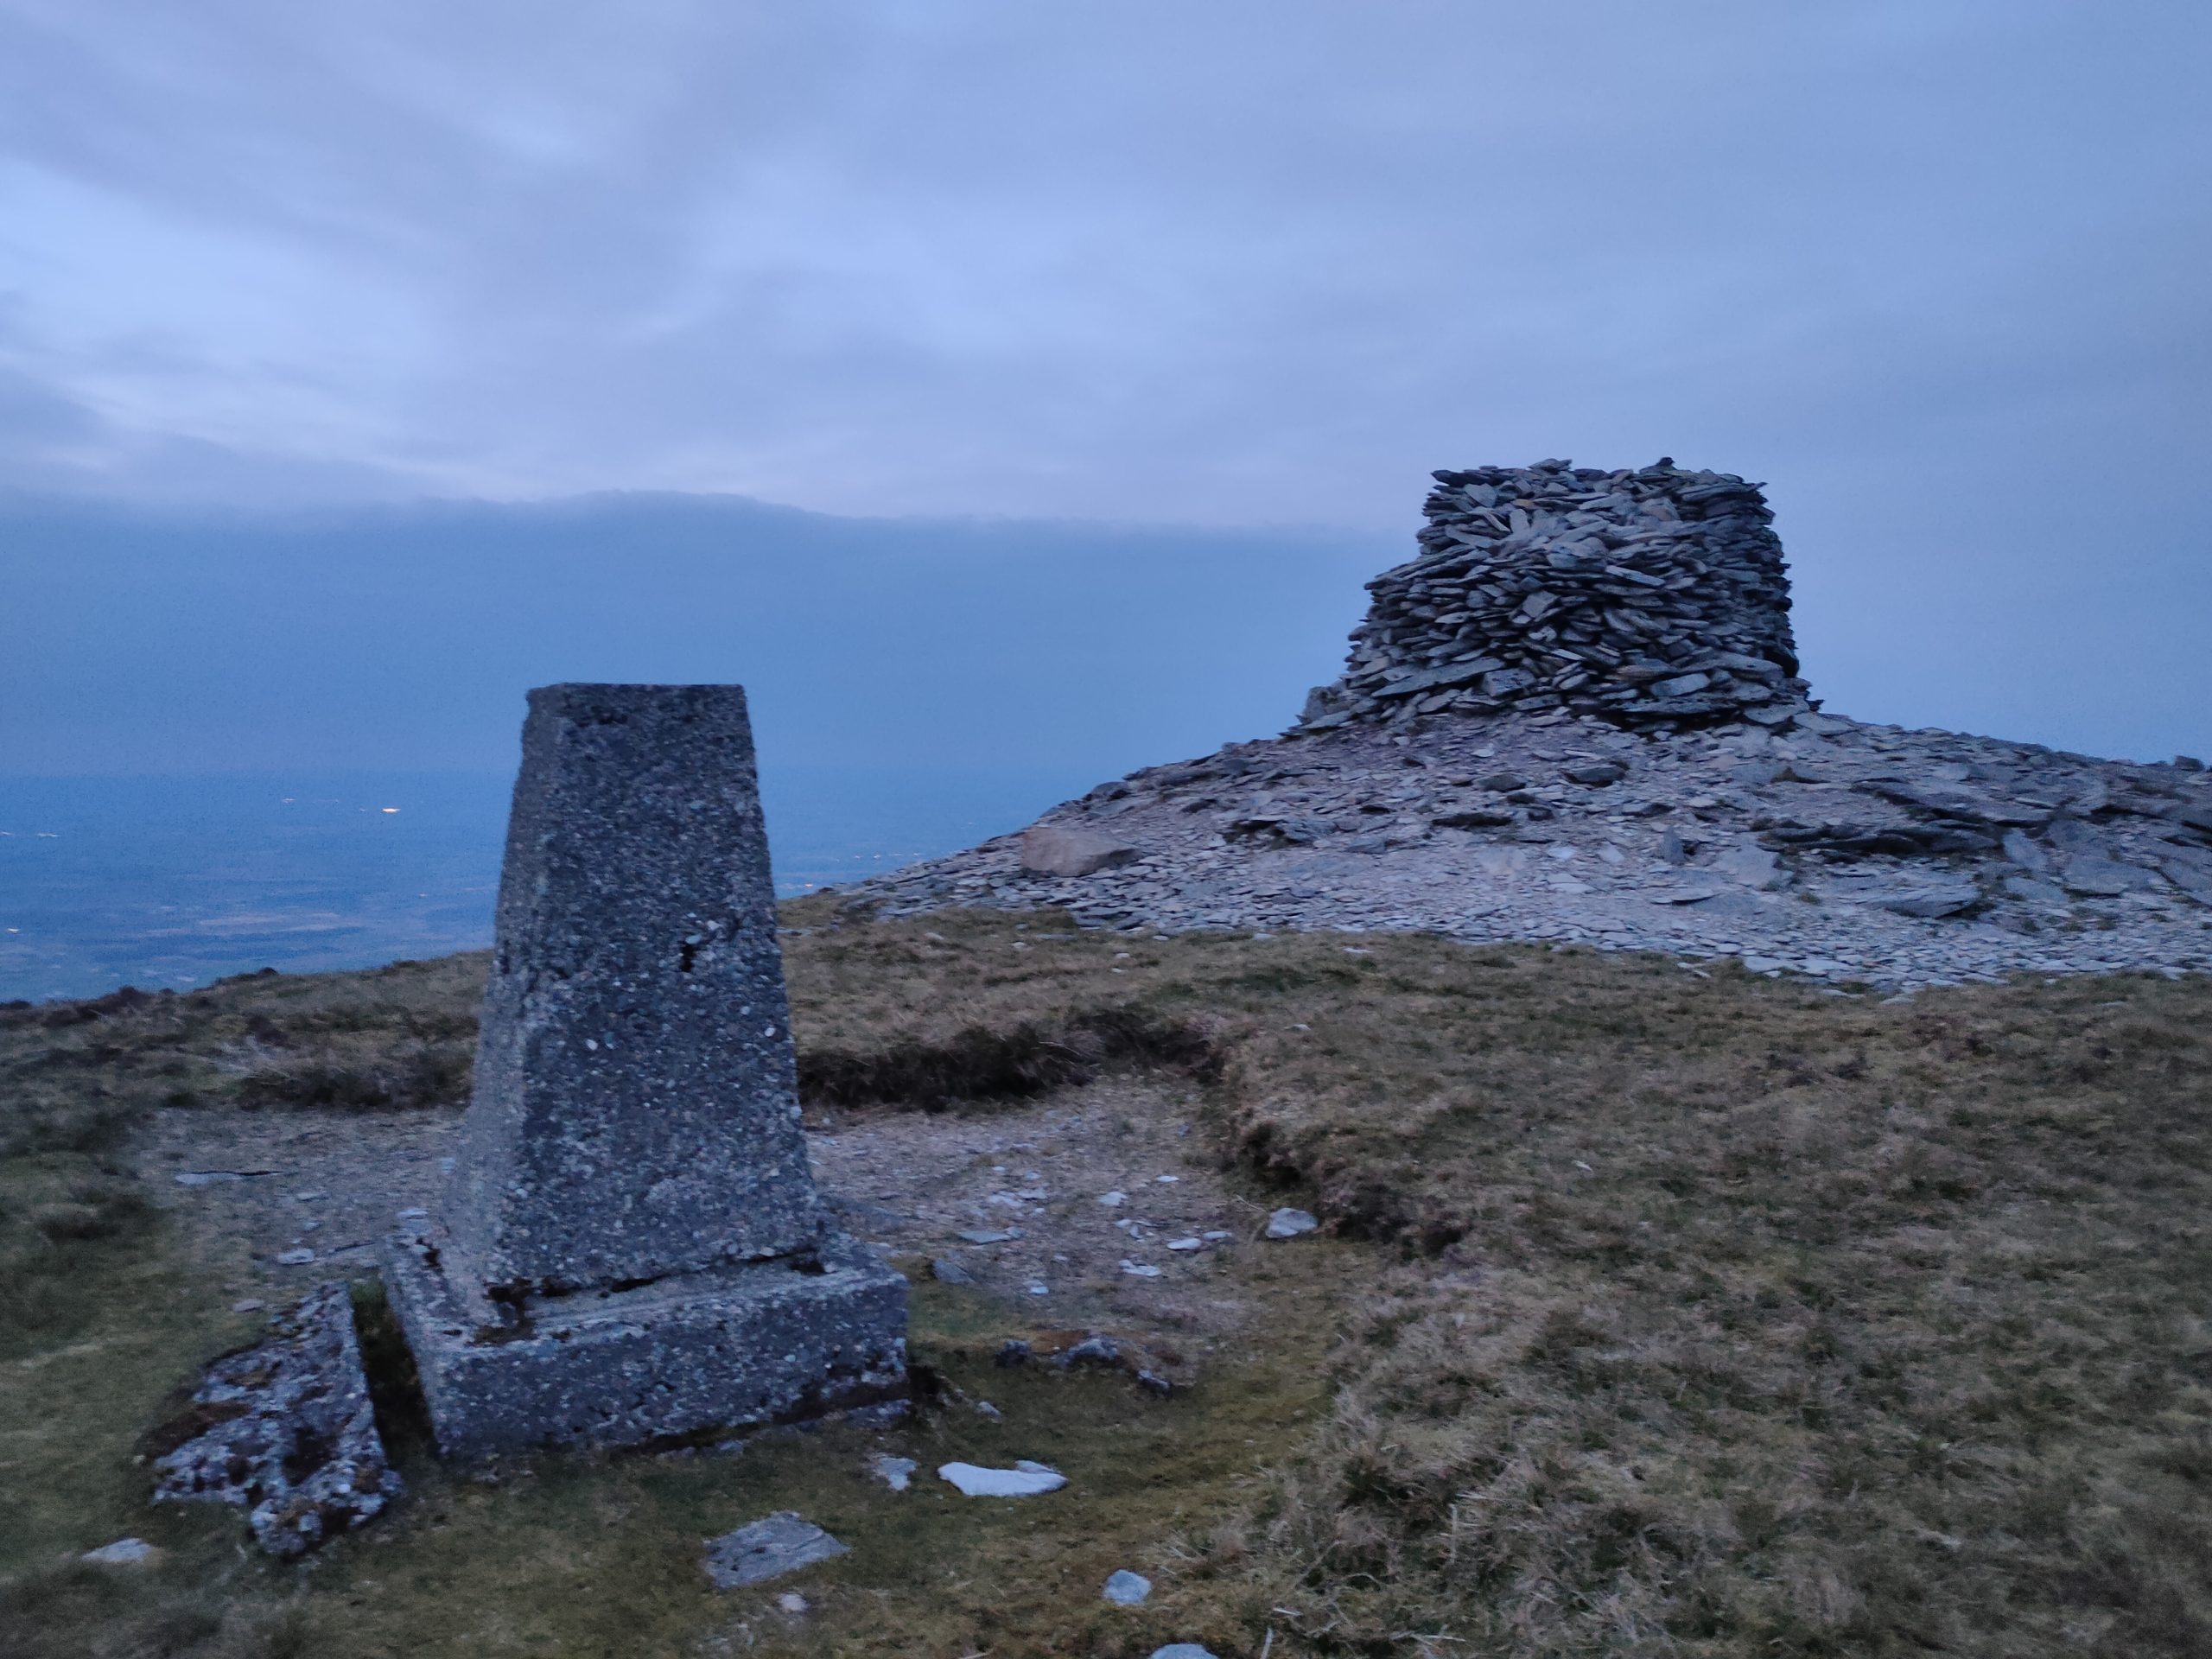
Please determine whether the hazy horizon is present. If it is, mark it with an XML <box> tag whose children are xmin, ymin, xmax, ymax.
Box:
<box><xmin>4</xmin><ymin>4</ymin><xmax>2208</xmax><ymax>994</ymax></box>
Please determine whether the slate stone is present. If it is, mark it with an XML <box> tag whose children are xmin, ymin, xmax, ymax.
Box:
<box><xmin>2061</xmin><ymin>857</ymin><xmax>2143</xmax><ymax>897</ymax></box>
<box><xmin>1433</xmin><ymin>808</ymin><xmax>1515</xmax><ymax>830</ymax></box>
<box><xmin>1020</xmin><ymin>825</ymin><xmax>1141</xmax><ymax>877</ymax></box>
<box><xmin>2004</xmin><ymin>875</ymin><xmax>2069</xmax><ymax>906</ymax></box>
<box><xmin>1265</xmin><ymin>1207</ymin><xmax>1319</xmax><ymax>1239</ymax></box>
<box><xmin>1103</xmin><ymin>1569</ymin><xmax>1154</xmax><ymax>1605</ymax></box>
<box><xmin>702</xmin><ymin>1512</ymin><xmax>849</xmax><ymax>1588</ymax></box>
<box><xmin>1564</xmin><ymin>762</ymin><xmax>1628</xmax><ymax>785</ymax></box>
<box><xmin>151</xmin><ymin>1281</ymin><xmax>400</xmax><ymax>1556</ymax></box>
<box><xmin>82</xmin><ymin>1539</ymin><xmax>157</xmax><ymax>1566</ymax></box>
<box><xmin>939</xmin><ymin>1460</ymin><xmax>1067</xmax><ymax>1497</ymax></box>
<box><xmin>1712</xmin><ymin>846</ymin><xmax>1788</xmax><ymax>890</ymax></box>
<box><xmin>2002</xmin><ymin>829</ymin><xmax>2052</xmax><ymax>874</ymax></box>
<box><xmin>1862</xmin><ymin>881</ymin><xmax>1982</xmax><ymax>918</ymax></box>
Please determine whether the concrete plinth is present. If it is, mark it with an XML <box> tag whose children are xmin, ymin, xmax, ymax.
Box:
<box><xmin>385</xmin><ymin>1224</ymin><xmax>906</xmax><ymax>1460</ymax></box>
<box><xmin>381</xmin><ymin>683</ymin><xmax>908</xmax><ymax>1459</ymax></box>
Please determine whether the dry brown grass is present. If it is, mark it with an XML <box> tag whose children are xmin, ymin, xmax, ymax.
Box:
<box><xmin>3</xmin><ymin>903</ymin><xmax>2209</xmax><ymax>1656</ymax></box>
<box><xmin>783</xmin><ymin>904</ymin><xmax>2212</xmax><ymax>1655</ymax></box>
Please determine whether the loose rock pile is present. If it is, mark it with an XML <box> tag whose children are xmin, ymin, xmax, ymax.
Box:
<box><xmin>848</xmin><ymin>457</ymin><xmax>2210</xmax><ymax>992</ymax></box>
<box><xmin>149</xmin><ymin>1281</ymin><xmax>399</xmax><ymax>1556</ymax></box>
<box><xmin>1300</xmin><ymin>459</ymin><xmax>1808</xmax><ymax>730</ymax></box>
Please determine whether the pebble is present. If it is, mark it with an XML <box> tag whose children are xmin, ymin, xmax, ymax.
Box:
<box><xmin>1121</xmin><ymin>1261</ymin><xmax>1163</xmax><ymax>1278</ymax></box>
<box><xmin>275</xmin><ymin>1248</ymin><xmax>316</xmax><ymax>1266</ymax></box>
<box><xmin>1149</xmin><ymin>1647</ymin><xmax>1220</xmax><ymax>1659</ymax></box>
<box><xmin>870</xmin><ymin>1455</ymin><xmax>917</xmax><ymax>1491</ymax></box>
<box><xmin>1103</xmin><ymin>1568</ymin><xmax>1154</xmax><ymax>1605</ymax></box>
<box><xmin>1265</xmin><ymin>1208</ymin><xmax>1320</xmax><ymax>1240</ymax></box>
<box><xmin>81</xmin><ymin>1538</ymin><xmax>157</xmax><ymax>1566</ymax></box>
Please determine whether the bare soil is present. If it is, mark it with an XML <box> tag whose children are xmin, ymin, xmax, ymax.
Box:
<box><xmin>140</xmin><ymin>1076</ymin><xmax>1268</xmax><ymax>1354</ymax></box>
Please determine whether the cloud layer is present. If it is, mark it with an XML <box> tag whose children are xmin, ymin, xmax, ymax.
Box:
<box><xmin>1</xmin><ymin>2</ymin><xmax>2207</xmax><ymax>758</ymax></box>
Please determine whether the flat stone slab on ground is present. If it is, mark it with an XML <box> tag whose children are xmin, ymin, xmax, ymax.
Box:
<box><xmin>81</xmin><ymin>1539</ymin><xmax>158</xmax><ymax>1566</ymax></box>
<box><xmin>149</xmin><ymin>1281</ymin><xmax>400</xmax><ymax>1556</ymax></box>
<box><xmin>702</xmin><ymin>1511</ymin><xmax>849</xmax><ymax>1589</ymax></box>
<box><xmin>938</xmin><ymin>1459</ymin><xmax>1067</xmax><ymax>1497</ymax></box>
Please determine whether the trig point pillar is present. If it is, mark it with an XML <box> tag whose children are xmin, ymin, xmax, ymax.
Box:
<box><xmin>383</xmin><ymin>683</ymin><xmax>906</xmax><ymax>1459</ymax></box>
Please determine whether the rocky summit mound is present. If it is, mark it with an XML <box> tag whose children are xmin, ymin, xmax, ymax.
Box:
<box><xmin>858</xmin><ymin>461</ymin><xmax>2211</xmax><ymax>990</ymax></box>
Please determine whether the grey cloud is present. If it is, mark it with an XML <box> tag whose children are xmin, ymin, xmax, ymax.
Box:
<box><xmin>0</xmin><ymin>1</ymin><xmax>2205</xmax><ymax>758</ymax></box>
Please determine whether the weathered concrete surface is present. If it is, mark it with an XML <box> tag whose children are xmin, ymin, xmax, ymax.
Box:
<box><xmin>386</xmin><ymin>1222</ymin><xmax>906</xmax><ymax>1459</ymax></box>
<box><xmin>385</xmin><ymin>683</ymin><xmax>906</xmax><ymax>1457</ymax></box>
<box><xmin>442</xmin><ymin>683</ymin><xmax>820</xmax><ymax>1297</ymax></box>
<box><xmin>150</xmin><ymin>1281</ymin><xmax>400</xmax><ymax>1555</ymax></box>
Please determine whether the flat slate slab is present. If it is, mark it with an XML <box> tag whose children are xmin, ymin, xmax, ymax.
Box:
<box><xmin>149</xmin><ymin>1281</ymin><xmax>401</xmax><ymax>1555</ymax></box>
<box><xmin>702</xmin><ymin>1511</ymin><xmax>849</xmax><ymax>1588</ymax></box>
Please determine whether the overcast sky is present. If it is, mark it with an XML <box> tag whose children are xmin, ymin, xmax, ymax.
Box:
<box><xmin>3</xmin><ymin>1</ymin><xmax>2208</xmax><ymax>762</ymax></box>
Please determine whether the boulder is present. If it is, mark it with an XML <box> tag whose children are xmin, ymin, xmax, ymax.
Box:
<box><xmin>1020</xmin><ymin>825</ymin><xmax>1140</xmax><ymax>878</ymax></box>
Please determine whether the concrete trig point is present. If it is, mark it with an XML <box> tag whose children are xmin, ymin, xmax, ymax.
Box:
<box><xmin>384</xmin><ymin>683</ymin><xmax>906</xmax><ymax>1459</ymax></box>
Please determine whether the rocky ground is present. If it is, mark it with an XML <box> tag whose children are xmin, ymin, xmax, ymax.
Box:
<box><xmin>143</xmin><ymin>1078</ymin><xmax>1267</xmax><ymax>1355</ymax></box>
<box><xmin>855</xmin><ymin>706</ymin><xmax>2212</xmax><ymax>990</ymax></box>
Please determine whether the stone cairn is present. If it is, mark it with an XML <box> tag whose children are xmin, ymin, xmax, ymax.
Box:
<box><xmin>1299</xmin><ymin>459</ymin><xmax>1811</xmax><ymax>731</ymax></box>
<box><xmin>385</xmin><ymin>683</ymin><xmax>907</xmax><ymax>1460</ymax></box>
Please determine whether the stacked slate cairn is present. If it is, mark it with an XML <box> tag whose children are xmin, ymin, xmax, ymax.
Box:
<box><xmin>1299</xmin><ymin>459</ymin><xmax>1811</xmax><ymax>731</ymax></box>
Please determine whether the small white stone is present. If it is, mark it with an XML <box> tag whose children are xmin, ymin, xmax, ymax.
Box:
<box><xmin>870</xmin><ymin>1454</ymin><xmax>917</xmax><ymax>1491</ymax></box>
<box><xmin>1201</xmin><ymin>1230</ymin><xmax>1232</xmax><ymax>1242</ymax></box>
<box><xmin>1265</xmin><ymin>1208</ymin><xmax>1319</xmax><ymax>1240</ymax></box>
<box><xmin>1166</xmin><ymin>1237</ymin><xmax>1203</xmax><ymax>1251</ymax></box>
<box><xmin>1120</xmin><ymin>1261</ymin><xmax>1163</xmax><ymax>1278</ymax></box>
<box><xmin>1154</xmin><ymin>1174</ymin><xmax>1179</xmax><ymax>1184</ymax></box>
<box><xmin>230</xmin><ymin>1299</ymin><xmax>265</xmax><ymax>1313</ymax></box>
<box><xmin>776</xmin><ymin>1592</ymin><xmax>808</xmax><ymax>1614</ymax></box>
<box><xmin>276</xmin><ymin>1248</ymin><xmax>316</xmax><ymax>1266</ymax></box>
<box><xmin>1103</xmin><ymin>1568</ymin><xmax>1153</xmax><ymax>1605</ymax></box>
<box><xmin>81</xmin><ymin>1538</ymin><xmax>156</xmax><ymax>1566</ymax></box>
<box><xmin>1097</xmin><ymin>1190</ymin><xmax>1128</xmax><ymax>1208</ymax></box>
<box><xmin>938</xmin><ymin>1459</ymin><xmax>1066</xmax><ymax>1497</ymax></box>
